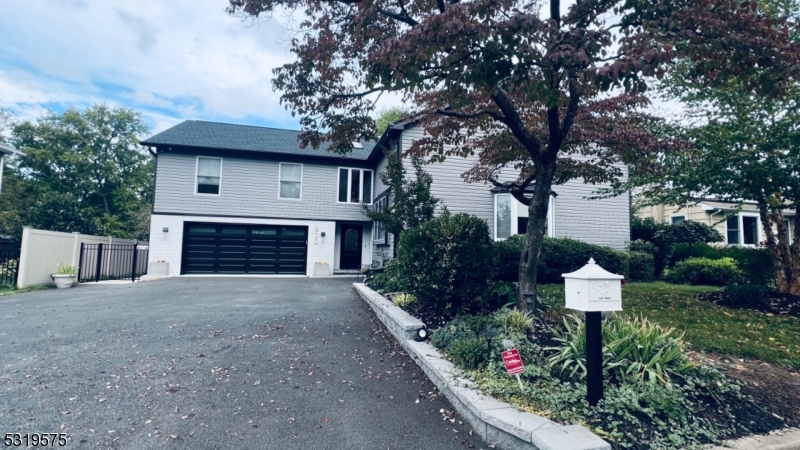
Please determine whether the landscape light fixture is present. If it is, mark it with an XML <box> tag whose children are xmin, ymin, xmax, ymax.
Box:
<box><xmin>415</xmin><ymin>327</ymin><xmax>428</xmax><ymax>341</ymax></box>
<box><xmin>162</xmin><ymin>227</ymin><xmax>169</xmax><ymax>233</ymax></box>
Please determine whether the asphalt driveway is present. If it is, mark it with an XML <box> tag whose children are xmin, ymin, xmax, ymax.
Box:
<box><xmin>0</xmin><ymin>277</ymin><xmax>487</xmax><ymax>449</ymax></box>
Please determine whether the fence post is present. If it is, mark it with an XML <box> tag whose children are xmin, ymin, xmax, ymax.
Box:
<box><xmin>78</xmin><ymin>242</ymin><xmax>84</xmax><ymax>283</ymax></box>
<box><xmin>16</xmin><ymin>226</ymin><xmax>31</xmax><ymax>289</ymax></box>
<box><xmin>95</xmin><ymin>243</ymin><xmax>103</xmax><ymax>283</ymax></box>
<box><xmin>131</xmin><ymin>241</ymin><xmax>138</xmax><ymax>282</ymax></box>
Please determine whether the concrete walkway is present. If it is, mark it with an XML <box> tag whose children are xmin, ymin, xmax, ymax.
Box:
<box><xmin>0</xmin><ymin>277</ymin><xmax>486</xmax><ymax>449</ymax></box>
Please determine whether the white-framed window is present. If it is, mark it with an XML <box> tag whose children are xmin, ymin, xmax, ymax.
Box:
<box><xmin>196</xmin><ymin>156</ymin><xmax>222</xmax><ymax>195</ymax></box>
<box><xmin>726</xmin><ymin>214</ymin><xmax>760</xmax><ymax>245</ymax></box>
<box><xmin>373</xmin><ymin>196</ymin><xmax>389</xmax><ymax>244</ymax></box>
<box><xmin>671</xmin><ymin>215</ymin><xmax>686</xmax><ymax>224</ymax></box>
<box><xmin>279</xmin><ymin>163</ymin><xmax>303</xmax><ymax>200</ymax></box>
<box><xmin>338</xmin><ymin>168</ymin><xmax>373</xmax><ymax>204</ymax></box>
<box><xmin>494</xmin><ymin>193</ymin><xmax>554</xmax><ymax>240</ymax></box>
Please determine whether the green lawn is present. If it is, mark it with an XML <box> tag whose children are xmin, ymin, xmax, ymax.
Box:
<box><xmin>0</xmin><ymin>285</ymin><xmax>51</xmax><ymax>297</ymax></box>
<box><xmin>539</xmin><ymin>282</ymin><xmax>800</xmax><ymax>370</ymax></box>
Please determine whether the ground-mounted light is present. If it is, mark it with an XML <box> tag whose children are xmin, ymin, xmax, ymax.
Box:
<box><xmin>415</xmin><ymin>327</ymin><xmax>428</xmax><ymax>341</ymax></box>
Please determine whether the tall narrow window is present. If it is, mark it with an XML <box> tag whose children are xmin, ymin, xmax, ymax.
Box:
<box><xmin>196</xmin><ymin>157</ymin><xmax>221</xmax><ymax>195</ymax></box>
<box><xmin>742</xmin><ymin>216</ymin><xmax>758</xmax><ymax>245</ymax></box>
<box><xmin>373</xmin><ymin>196</ymin><xmax>388</xmax><ymax>243</ymax></box>
<box><xmin>338</xmin><ymin>168</ymin><xmax>373</xmax><ymax>204</ymax></box>
<box><xmin>495</xmin><ymin>194</ymin><xmax>513</xmax><ymax>240</ymax></box>
<box><xmin>726</xmin><ymin>216</ymin><xmax>740</xmax><ymax>244</ymax></box>
<box><xmin>279</xmin><ymin>163</ymin><xmax>302</xmax><ymax>199</ymax></box>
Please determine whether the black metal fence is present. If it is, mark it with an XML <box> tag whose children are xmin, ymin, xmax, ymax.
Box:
<box><xmin>78</xmin><ymin>242</ymin><xmax>148</xmax><ymax>283</ymax></box>
<box><xmin>0</xmin><ymin>241</ymin><xmax>20</xmax><ymax>287</ymax></box>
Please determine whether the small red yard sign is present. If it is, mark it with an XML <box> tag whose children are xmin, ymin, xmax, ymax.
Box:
<box><xmin>501</xmin><ymin>349</ymin><xmax>525</xmax><ymax>375</ymax></box>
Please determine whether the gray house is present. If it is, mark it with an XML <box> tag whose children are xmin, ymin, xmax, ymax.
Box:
<box><xmin>142</xmin><ymin>120</ymin><xmax>629</xmax><ymax>277</ymax></box>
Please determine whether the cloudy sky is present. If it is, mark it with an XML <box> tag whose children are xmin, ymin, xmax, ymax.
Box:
<box><xmin>0</xmin><ymin>0</ymin><xmax>321</xmax><ymax>135</ymax></box>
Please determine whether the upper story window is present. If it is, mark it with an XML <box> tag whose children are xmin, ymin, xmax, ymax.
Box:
<box><xmin>338</xmin><ymin>168</ymin><xmax>373</xmax><ymax>204</ymax></box>
<box><xmin>279</xmin><ymin>163</ymin><xmax>303</xmax><ymax>199</ymax></box>
<box><xmin>196</xmin><ymin>157</ymin><xmax>222</xmax><ymax>195</ymax></box>
<box><xmin>373</xmin><ymin>196</ymin><xmax>389</xmax><ymax>243</ymax></box>
<box><xmin>671</xmin><ymin>215</ymin><xmax>686</xmax><ymax>224</ymax></box>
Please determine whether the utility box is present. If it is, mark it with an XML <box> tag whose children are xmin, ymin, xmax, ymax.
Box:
<box><xmin>562</xmin><ymin>258</ymin><xmax>624</xmax><ymax>312</ymax></box>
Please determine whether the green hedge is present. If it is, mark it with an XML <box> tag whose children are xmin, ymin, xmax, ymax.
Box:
<box><xmin>391</xmin><ymin>211</ymin><xmax>494</xmax><ymax>319</ymax></box>
<box><xmin>493</xmin><ymin>236</ymin><xmax>629</xmax><ymax>283</ymax></box>
<box><xmin>629</xmin><ymin>252</ymin><xmax>655</xmax><ymax>281</ymax></box>
<box><xmin>668</xmin><ymin>243</ymin><xmax>774</xmax><ymax>287</ymax></box>
<box><xmin>663</xmin><ymin>257</ymin><xmax>743</xmax><ymax>286</ymax></box>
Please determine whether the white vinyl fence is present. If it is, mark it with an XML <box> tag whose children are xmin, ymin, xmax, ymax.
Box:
<box><xmin>16</xmin><ymin>227</ymin><xmax>149</xmax><ymax>288</ymax></box>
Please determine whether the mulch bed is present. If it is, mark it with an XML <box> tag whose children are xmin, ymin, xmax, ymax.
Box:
<box><xmin>696</xmin><ymin>290</ymin><xmax>800</xmax><ymax>317</ymax></box>
<box><xmin>698</xmin><ymin>353</ymin><xmax>800</xmax><ymax>429</ymax></box>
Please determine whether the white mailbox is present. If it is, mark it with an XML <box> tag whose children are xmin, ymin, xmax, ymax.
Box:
<box><xmin>562</xmin><ymin>258</ymin><xmax>624</xmax><ymax>312</ymax></box>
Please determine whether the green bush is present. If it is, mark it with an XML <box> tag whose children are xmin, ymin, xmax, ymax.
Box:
<box><xmin>720</xmin><ymin>246</ymin><xmax>775</xmax><ymax>288</ymax></box>
<box><xmin>628</xmin><ymin>239</ymin><xmax>658</xmax><ymax>255</ymax></box>
<box><xmin>724</xmin><ymin>283</ymin><xmax>770</xmax><ymax>305</ymax></box>
<box><xmin>369</xmin><ymin>260</ymin><xmax>404</xmax><ymax>293</ymax></box>
<box><xmin>668</xmin><ymin>242</ymin><xmax>721</xmax><ymax>266</ymax></box>
<box><xmin>632</xmin><ymin>216</ymin><xmax>670</xmax><ymax>243</ymax></box>
<box><xmin>628</xmin><ymin>251</ymin><xmax>655</xmax><ymax>281</ymax></box>
<box><xmin>393</xmin><ymin>211</ymin><xmax>494</xmax><ymax>319</ymax></box>
<box><xmin>492</xmin><ymin>234</ymin><xmax>526</xmax><ymax>282</ymax></box>
<box><xmin>548</xmin><ymin>315</ymin><xmax>696</xmax><ymax>385</ymax></box>
<box><xmin>392</xmin><ymin>293</ymin><xmax>416</xmax><ymax>308</ymax></box>
<box><xmin>494</xmin><ymin>306</ymin><xmax>533</xmax><ymax>333</ymax></box>
<box><xmin>539</xmin><ymin>237</ymin><xmax>629</xmax><ymax>283</ymax></box>
<box><xmin>448</xmin><ymin>337</ymin><xmax>489</xmax><ymax>369</ymax></box>
<box><xmin>663</xmin><ymin>257</ymin><xmax>743</xmax><ymax>286</ymax></box>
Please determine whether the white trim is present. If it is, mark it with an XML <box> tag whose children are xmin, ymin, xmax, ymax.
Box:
<box><xmin>493</xmin><ymin>193</ymin><xmax>516</xmax><ymax>240</ymax></box>
<box><xmin>547</xmin><ymin>195</ymin><xmax>555</xmax><ymax>238</ymax></box>
<box><xmin>278</xmin><ymin>162</ymin><xmax>303</xmax><ymax>200</ymax></box>
<box><xmin>337</xmin><ymin>167</ymin><xmax>374</xmax><ymax>205</ymax></box>
<box><xmin>194</xmin><ymin>156</ymin><xmax>222</xmax><ymax>196</ymax></box>
<box><xmin>373</xmin><ymin>195</ymin><xmax>388</xmax><ymax>244</ymax></box>
<box><xmin>670</xmin><ymin>215</ymin><xmax>686</xmax><ymax>224</ymax></box>
<box><xmin>725</xmin><ymin>212</ymin><xmax>761</xmax><ymax>246</ymax></box>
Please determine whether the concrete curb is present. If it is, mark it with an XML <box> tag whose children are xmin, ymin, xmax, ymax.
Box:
<box><xmin>353</xmin><ymin>283</ymin><xmax>611</xmax><ymax>450</ymax></box>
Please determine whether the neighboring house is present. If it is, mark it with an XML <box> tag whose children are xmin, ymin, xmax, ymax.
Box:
<box><xmin>638</xmin><ymin>201</ymin><xmax>789</xmax><ymax>246</ymax></box>
<box><xmin>141</xmin><ymin>120</ymin><xmax>630</xmax><ymax>277</ymax></box>
<box><xmin>0</xmin><ymin>141</ymin><xmax>22</xmax><ymax>197</ymax></box>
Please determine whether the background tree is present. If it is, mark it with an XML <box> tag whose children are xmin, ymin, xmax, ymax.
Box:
<box><xmin>4</xmin><ymin>105</ymin><xmax>154</xmax><ymax>239</ymax></box>
<box><xmin>363</xmin><ymin>150</ymin><xmax>439</xmax><ymax>256</ymax></box>
<box><xmin>230</xmin><ymin>0</ymin><xmax>798</xmax><ymax>310</ymax></box>
<box><xmin>654</xmin><ymin>221</ymin><xmax>724</xmax><ymax>258</ymax></box>
<box><xmin>375</xmin><ymin>106</ymin><xmax>410</xmax><ymax>136</ymax></box>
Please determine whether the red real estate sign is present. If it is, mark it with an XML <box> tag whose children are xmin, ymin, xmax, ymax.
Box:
<box><xmin>501</xmin><ymin>349</ymin><xmax>525</xmax><ymax>375</ymax></box>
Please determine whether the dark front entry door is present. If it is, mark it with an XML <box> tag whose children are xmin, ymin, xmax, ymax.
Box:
<box><xmin>340</xmin><ymin>224</ymin><xmax>362</xmax><ymax>270</ymax></box>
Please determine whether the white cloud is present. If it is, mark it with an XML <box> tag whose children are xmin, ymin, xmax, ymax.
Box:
<box><xmin>0</xmin><ymin>0</ymin><xmax>301</xmax><ymax>131</ymax></box>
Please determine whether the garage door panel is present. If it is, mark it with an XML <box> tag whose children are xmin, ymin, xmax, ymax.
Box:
<box><xmin>182</xmin><ymin>222</ymin><xmax>308</xmax><ymax>275</ymax></box>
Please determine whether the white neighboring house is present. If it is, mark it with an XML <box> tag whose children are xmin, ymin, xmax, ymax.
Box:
<box><xmin>0</xmin><ymin>141</ymin><xmax>23</xmax><ymax>197</ymax></box>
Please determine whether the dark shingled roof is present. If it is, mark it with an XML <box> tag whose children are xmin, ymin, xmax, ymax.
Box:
<box><xmin>141</xmin><ymin>120</ymin><xmax>379</xmax><ymax>160</ymax></box>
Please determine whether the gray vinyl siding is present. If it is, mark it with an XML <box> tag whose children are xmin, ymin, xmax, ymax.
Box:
<box><xmin>400</xmin><ymin>124</ymin><xmax>630</xmax><ymax>251</ymax></box>
<box><xmin>374</xmin><ymin>154</ymin><xmax>391</xmax><ymax>199</ymax></box>
<box><xmin>153</xmin><ymin>151</ymin><xmax>371</xmax><ymax>222</ymax></box>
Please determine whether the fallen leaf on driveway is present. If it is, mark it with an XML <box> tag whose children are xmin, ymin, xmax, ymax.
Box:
<box><xmin>98</xmin><ymin>398</ymin><xmax>106</xmax><ymax>403</ymax></box>
<box><xmin>254</xmin><ymin>380</ymin><xmax>260</xmax><ymax>386</ymax></box>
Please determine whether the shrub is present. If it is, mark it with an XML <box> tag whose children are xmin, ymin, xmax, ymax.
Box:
<box><xmin>492</xmin><ymin>234</ymin><xmax>526</xmax><ymax>282</ymax></box>
<box><xmin>628</xmin><ymin>251</ymin><xmax>655</xmax><ymax>281</ymax></box>
<box><xmin>430</xmin><ymin>315</ymin><xmax>493</xmax><ymax>352</ymax></box>
<box><xmin>663</xmin><ymin>257</ymin><xmax>743</xmax><ymax>286</ymax></box>
<box><xmin>723</xmin><ymin>283</ymin><xmax>770</xmax><ymax>306</ymax></box>
<box><xmin>484</xmin><ymin>281</ymin><xmax>518</xmax><ymax>311</ymax></box>
<box><xmin>720</xmin><ymin>246</ymin><xmax>775</xmax><ymax>288</ymax></box>
<box><xmin>448</xmin><ymin>337</ymin><xmax>489</xmax><ymax>369</ymax></box>
<box><xmin>539</xmin><ymin>237</ymin><xmax>629</xmax><ymax>283</ymax></box>
<box><xmin>369</xmin><ymin>260</ymin><xmax>404</xmax><ymax>293</ymax></box>
<box><xmin>393</xmin><ymin>211</ymin><xmax>494</xmax><ymax>319</ymax></box>
<box><xmin>392</xmin><ymin>293</ymin><xmax>416</xmax><ymax>308</ymax></box>
<box><xmin>494</xmin><ymin>307</ymin><xmax>533</xmax><ymax>333</ymax></box>
<box><xmin>668</xmin><ymin>242</ymin><xmax>721</xmax><ymax>266</ymax></box>
<box><xmin>548</xmin><ymin>315</ymin><xmax>695</xmax><ymax>385</ymax></box>
<box><xmin>628</xmin><ymin>239</ymin><xmax>658</xmax><ymax>255</ymax></box>
<box><xmin>631</xmin><ymin>216</ymin><xmax>670</xmax><ymax>243</ymax></box>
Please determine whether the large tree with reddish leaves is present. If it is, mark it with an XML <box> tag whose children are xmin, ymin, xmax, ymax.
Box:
<box><xmin>229</xmin><ymin>0</ymin><xmax>798</xmax><ymax>310</ymax></box>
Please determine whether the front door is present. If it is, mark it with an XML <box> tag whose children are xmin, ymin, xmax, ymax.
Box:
<box><xmin>340</xmin><ymin>224</ymin><xmax>363</xmax><ymax>270</ymax></box>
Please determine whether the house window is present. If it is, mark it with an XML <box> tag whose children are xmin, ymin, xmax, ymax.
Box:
<box><xmin>726</xmin><ymin>214</ymin><xmax>760</xmax><ymax>245</ymax></box>
<box><xmin>373</xmin><ymin>196</ymin><xmax>388</xmax><ymax>243</ymax></box>
<box><xmin>338</xmin><ymin>168</ymin><xmax>373</xmax><ymax>204</ymax></box>
<box><xmin>742</xmin><ymin>216</ymin><xmax>758</xmax><ymax>245</ymax></box>
<box><xmin>196</xmin><ymin>157</ymin><xmax>221</xmax><ymax>195</ymax></box>
<box><xmin>671</xmin><ymin>216</ymin><xmax>686</xmax><ymax>224</ymax></box>
<box><xmin>495</xmin><ymin>194</ymin><xmax>515</xmax><ymax>240</ymax></box>
<box><xmin>279</xmin><ymin>163</ymin><xmax>302</xmax><ymax>199</ymax></box>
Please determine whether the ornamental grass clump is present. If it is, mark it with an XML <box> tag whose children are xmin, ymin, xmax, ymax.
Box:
<box><xmin>548</xmin><ymin>314</ymin><xmax>696</xmax><ymax>386</ymax></box>
<box><xmin>494</xmin><ymin>306</ymin><xmax>534</xmax><ymax>334</ymax></box>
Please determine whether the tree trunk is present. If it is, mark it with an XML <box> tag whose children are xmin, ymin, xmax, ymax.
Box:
<box><xmin>517</xmin><ymin>165</ymin><xmax>556</xmax><ymax>313</ymax></box>
<box><xmin>758</xmin><ymin>203</ymin><xmax>791</xmax><ymax>293</ymax></box>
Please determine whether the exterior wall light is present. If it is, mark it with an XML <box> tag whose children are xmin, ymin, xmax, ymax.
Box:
<box><xmin>320</xmin><ymin>231</ymin><xmax>326</xmax><ymax>237</ymax></box>
<box><xmin>163</xmin><ymin>227</ymin><xmax>169</xmax><ymax>232</ymax></box>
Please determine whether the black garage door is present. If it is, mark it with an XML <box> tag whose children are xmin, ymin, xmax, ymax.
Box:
<box><xmin>181</xmin><ymin>223</ymin><xmax>308</xmax><ymax>274</ymax></box>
